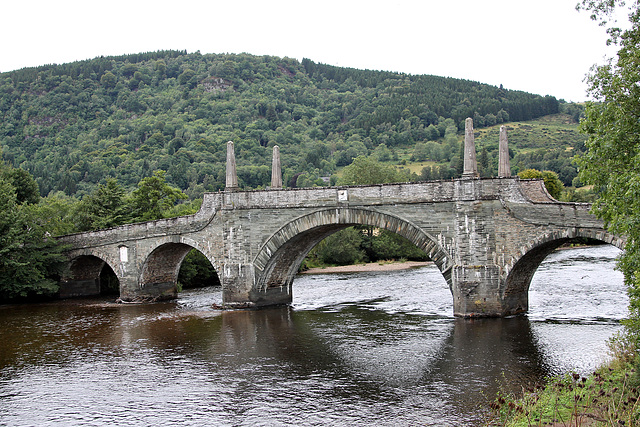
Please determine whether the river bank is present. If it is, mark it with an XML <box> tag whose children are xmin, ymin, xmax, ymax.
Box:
<box><xmin>300</xmin><ymin>260</ymin><xmax>432</xmax><ymax>274</ymax></box>
<box><xmin>486</xmin><ymin>352</ymin><xmax>639</xmax><ymax>426</ymax></box>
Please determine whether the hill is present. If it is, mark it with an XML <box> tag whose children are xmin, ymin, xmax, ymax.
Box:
<box><xmin>0</xmin><ymin>50</ymin><xmax>565</xmax><ymax>198</ymax></box>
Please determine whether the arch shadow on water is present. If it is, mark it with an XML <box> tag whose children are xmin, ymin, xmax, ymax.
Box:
<box><xmin>0</xmin><ymin>245</ymin><xmax>627</xmax><ymax>426</ymax></box>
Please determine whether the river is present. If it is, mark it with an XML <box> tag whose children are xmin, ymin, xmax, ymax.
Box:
<box><xmin>0</xmin><ymin>245</ymin><xmax>627</xmax><ymax>426</ymax></box>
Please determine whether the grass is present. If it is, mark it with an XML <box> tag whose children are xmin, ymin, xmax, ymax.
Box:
<box><xmin>486</xmin><ymin>333</ymin><xmax>640</xmax><ymax>426</ymax></box>
<box><xmin>474</xmin><ymin>114</ymin><xmax>583</xmax><ymax>152</ymax></box>
<box><xmin>396</xmin><ymin>160</ymin><xmax>438</xmax><ymax>175</ymax></box>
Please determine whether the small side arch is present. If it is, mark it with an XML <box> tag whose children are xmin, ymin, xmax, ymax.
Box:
<box><xmin>138</xmin><ymin>237</ymin><xmax>221</xmax><ymax>300</ymax></box>
<box><xmin>61</xmin><ymin>249</ymin><xmax>120</xmax><ymax>298</ymax></box>
<box><xmin>501</xmin><ymin>228</ymin><xmax>625</xmax><ymax>314</ymax></box>
<box><xmin>251</xmin><ymin>207</ymin><xmax>452</xmax><ymax>305</ymax></box>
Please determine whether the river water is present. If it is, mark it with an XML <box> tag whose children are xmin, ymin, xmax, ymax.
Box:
<box><xmin>0</xmin><ymin>245</ymin><xmax>627</xmax><ymax>426</ymax></box>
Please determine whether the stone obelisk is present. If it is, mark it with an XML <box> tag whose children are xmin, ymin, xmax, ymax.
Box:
<box><xmin>271</xmin><ymin>145</ymin><xmax>283</xmax><ymax>189</ymax></box>
<box><xmin>225</xmin><ymin>141</ymin><xmax>239</xmax><ymax>191</ymax></box>
<box><xmin>498</xmin><ymin>125</ymin><xmax>511</xmax><ymax>177</ymax></box>
<box><xmin>462</xmin><ymin>117</ymin><xmax>479</xmax><ymax>178</ymax></box>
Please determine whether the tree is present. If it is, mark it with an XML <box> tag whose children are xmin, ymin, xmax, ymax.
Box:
<box><xmin>337</xmin><ymin>156</ymin><xmax>409</xmax><ymax>186</ymax></box>
<box><xmin>576</xmin><ymin>0</ymin><xmax>640</xmax><ymax>345</ymax></box>
<box><xmin>478</xmin><ymin>145</ymin><xmax>490</xmax><ymax>177</ymax></box>
<box><xmin>28</xmin><ymin>191</ymin><xmax>79</xmax><ymax>236</ymax></box>
<box><xmin>310</xmin><ymin>227</ymin><xmax>365</xmax><ymax>265</ymax></box>
<box><xmin>178</xmin><ymin>68</ymin><xmax>196</xmax><ymax>86</ymax></box>
<box><xmin>2</xmin><ymin>167</ymin><xmax>40</xmax><ymax>204</ymax></box>
<box><xmin>364</xmin><ymin>229</ymin><xmax>429</xmax><ymax>262</ymax></box>
<box><xmin>411</xmin><ymin>142</ymin><xmax>430</xmax><ymax>162</ymax></box>
<box><xmin>517</xmin><ymin>169</ymin><xmax>564</xmax><ymax>200</ymax></box>
<box><xmin>178</xmin><ymin>249</ymin><xmax>219</xmax><ymax>289</ymax></box>
<box><xmin>0</xmin><ymin>176</ymin><xmax>67</xmax><ymax>301</ymax></box>
<box><xmin>372</xmin><ymin>143</ymin><xmax>392</xmax><ymax>162</ymax></box>
<box><xmin>100</xmin><ymin>71</ymin><xmax>116</xmax><ymax>89</ymax></box>
<box><xmin>426</xmin><ymin>124</ymin><xmax>440</xmax><ymax>141</ymax></box>
<box><xmin>76</xmin><ymin>178</ymin><xmax>129</xmax><ymax>231</ymax></box>
<box><xmin>128</xmin><ymin>170</ymin><xmax>188</xmax><ymax>222</ymax></box>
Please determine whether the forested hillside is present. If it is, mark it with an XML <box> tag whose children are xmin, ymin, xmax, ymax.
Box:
<box><xmin>0</xmin><ymin>50</ymin><xmax>563</xmax><ymax>198</ymax></box>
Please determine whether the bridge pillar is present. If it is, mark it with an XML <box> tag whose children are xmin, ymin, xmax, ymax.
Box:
<box><xmin>118</xmin><ymin>276</ymin><xmax>148</xmax><ymax>302</ymax></box>
<box><xmin>221</xmin><ymin>262</ymin><xmax>292</xmax><ymax>307</ymax></box>
<box><xmin>451</xmin><ymin>265</ymin><xmax>519</xmax><ymax>317</ymax></box>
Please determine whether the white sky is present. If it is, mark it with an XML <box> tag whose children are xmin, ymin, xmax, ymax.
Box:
<box><xmin>1</xmin><ymin>0</ymin><xmax>619</xmax><ymax>102</ymax></box>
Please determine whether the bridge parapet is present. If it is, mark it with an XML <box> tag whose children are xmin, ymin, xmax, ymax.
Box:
<box><xmin>219</xmin><ymin>177</ymin><xmax>540</xmax><ymax>210</ymax></box>
<box><xmin>60</xmin><ymin>191</ymin><xmax>222</xmax><ymax>248</ymax></box>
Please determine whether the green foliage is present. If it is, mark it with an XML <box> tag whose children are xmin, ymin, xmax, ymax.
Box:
<box><xmin>0</xmin><ymin>165</ymin><xmax>68</xmax><ymax>301</ymax></box>
<box><xmin>338</xmin><ymin>155</ymin><xmax>415</xmax><ymax>185</ymax></box>
<box><xmin>489</xmin><ymin>360</ymin><xmax>640</xmax><ymax>426</ymax></box>
<box><xmin>305</xmin><ymin>227</ymin><xmax>429</xmax><ymax>267</ymax></box>
<box><xmin>576</xmin><ymin>0</ymin><xmax>640</xmax><ymax>350</ymax></box>
<box><xmin>517</xmin><ymin>168</ymin><xmax>565</xmax><ymax>199</ymax></box>
<box><xmin>128</xmin><ymin>170</ymin><xmax>188</xmax><ymax>222</ymax></box>
<box><xmin>0</xmin><ymin>51</ymin><xmax>559</xmax><ymax>198</ymax></box>
<box><xmin>178</xmin><ymin>249</ymin><xmax>220</xmax><ymax>289</ymax></box>
<box><xmin>76</xmin><ymin>178</ymin><xmax>128</xmax><ymax>231</ymax></box>
<box><xmin>560</xmin><ymin>186</ymin><xmax>598</xmax><ymax>203</ymax></box>
<box><xmin>28</xmin><ymin>191</ymin><xmax>79</xmax><ymax>236</ymax></box>
<box><xmin>362</xmin><ymin>229</ymin><xmax>429</xmax><ymax>262</ymax></box>
<box><xmin>162</xmin><ymin>198</ymin><xmax>202</xmax><ymax>218</ymax></box>
<box><xmin>309</xmin><ymin>228</ymin><xmax>366</xmax><ymax>266</ymax></box>
<box><xmin>372</xmin><ymin>143</ymin><xmax>392</xmax><ymax>161</ymax></box>
<box><xmin>1</xmin><ymin>167</ymin><xmax>40</xmax><ymax>204</ymax></box>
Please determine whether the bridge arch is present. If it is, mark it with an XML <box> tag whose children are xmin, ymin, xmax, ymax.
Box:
<box><xmin>251</xmin><ymin>207</ymin><xmax>452</xmax><ymax>304</ymax></box>
<box><xmin>501</xmin><ymin>228</ymin><xmax>625</xmax><ymax>314</ymax></box>
<box><xmin>138</xmin><ymin>237</ymin><xmax>221</xmax><ymax>300</ymax></box>
<box><xmin>61</xmin><ymin>249</ymin><xmax>120</xmax><ymax>298</ymax></box>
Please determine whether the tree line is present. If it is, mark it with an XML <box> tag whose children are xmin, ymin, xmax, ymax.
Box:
<box><xmin>0</xmin><ymin>51</ymin><xmax>563</xmax><ymax>200</ymax></box>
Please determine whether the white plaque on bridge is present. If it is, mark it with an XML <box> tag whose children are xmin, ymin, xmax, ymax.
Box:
<box><xmin>119</xmin><ymin>246</ymin><xmax>128</xmax><ymax>263</ymax></box>
<box><xmin>338</xmin><ymin>190</ymin><xmax>348</xmax><ymax>202</ymax></box>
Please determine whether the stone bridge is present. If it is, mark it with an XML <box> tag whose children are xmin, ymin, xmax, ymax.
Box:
<box><xmin>58</xmin><ymin>120</ymin><xmax>625</xmax><ymax>317</ymax></box>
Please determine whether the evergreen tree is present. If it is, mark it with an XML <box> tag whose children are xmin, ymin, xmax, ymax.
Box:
<box><xmin>76</xmin><ymin>178</ymin><xmax>129</xmax><ymax>231</ymax></box>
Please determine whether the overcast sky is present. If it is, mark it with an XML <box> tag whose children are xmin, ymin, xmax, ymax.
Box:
<box><xmin>1</xmin><ymin>0</ymin><xmax>618</xmax><ymax>102</ymax></box>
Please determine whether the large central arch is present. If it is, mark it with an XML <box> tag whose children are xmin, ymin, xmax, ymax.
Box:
<box><xmin>251</xmin><ymin>207</ymin><xmax>452</xmax><ymax>305</ymax></box>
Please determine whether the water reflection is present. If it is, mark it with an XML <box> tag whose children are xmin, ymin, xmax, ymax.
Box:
<box><xmin>0</xmin><ymin>246</ymin><xmax>628</xmax><ymax>426</ymax></box>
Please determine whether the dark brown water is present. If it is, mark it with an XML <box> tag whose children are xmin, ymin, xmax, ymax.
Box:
<box><xmin>0</xmin><ymin>246</ymin><xmax>626</xmax><ymax>426</ymax></box>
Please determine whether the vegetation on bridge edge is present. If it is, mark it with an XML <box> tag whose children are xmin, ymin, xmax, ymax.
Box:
<box><xmin>488</xmin><ymin>0</ymin><xmax>640</xmax><ymax>424</ymax></box>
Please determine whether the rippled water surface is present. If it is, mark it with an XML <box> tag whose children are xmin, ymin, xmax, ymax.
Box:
<box><xmin>0</xmin><ymin>246</ymin><xmax>627</xmax><ymax>426</ymax></box>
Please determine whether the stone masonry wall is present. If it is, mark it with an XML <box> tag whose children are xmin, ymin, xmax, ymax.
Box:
<box><xmin>59</xmin><ymin>177</ymin><xmax>622</xmax><ymax>316</ymax></box>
